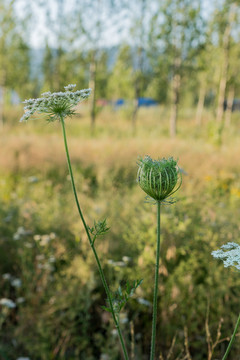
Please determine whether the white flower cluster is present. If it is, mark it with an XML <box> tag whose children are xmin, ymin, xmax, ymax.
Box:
<box><xmin>0</xmin><ymin>298</ymin><xmax>16</xmax><ymax>308</ymax></box>
<box><xmin>20</xmin><ymin>85</ymin><xmax>91</xmax><ymax>123</ymax></box>
<box><xmin>211</xmin><ymin>242</ymin><xmax>240</xmax><ymax>270</ymax></box>
<box><xmin>2</xmin><ymin>273</ymin><xmax>22</xmax><ymax>288</ymax></box>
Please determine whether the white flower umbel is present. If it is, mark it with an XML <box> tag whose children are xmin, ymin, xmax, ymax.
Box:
<box><xmin>211</xmin><ymin>242</ymin><xmax>240</xmax><ymax>270</ymax></box>
<box><xmin>20</xmin><ymin>85</ymin><xmax>91</xmax><ymax>123</ymax></box>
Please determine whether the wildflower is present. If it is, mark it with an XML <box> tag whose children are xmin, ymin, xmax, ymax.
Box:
<box><xmin>0</xmin><ymin>298</ymin><xmax>16</xmax><ymax>308</ymax></box>
<box><xmin>137</xmin><ymin>298</ymin><xmax>152</xmax><ymax>307</ymax></box>
<box><xmin>20</xmin><ymin>85</ymin><xmax>91</xmax><ymax>122</ymax></box>
<box><xmin>16</xmin><ymin>297</ymin><xmax>25</xmax><ymax>304</ymax></box>
<box><xmin>137</xmin><ymin>156</ymin><xmax>181</xmax><ymax>202</ymax></box>
<box><xmin>11</xmin><ymin>278</ymin><xmax>22</xmax><ymax>288</ymax></box>
<box><xmin>212</xmin><ymin>242</ymin><xmax>240</xmax><ymax>270</ymax></box>
<box><xmin>13</xmin><ymin>227</ymin><xmax>32</xmax><ymax>240</ymax></box>
<box><xmin>2</xmin><ymin>273</ymin><xmax>11</xmax><ymax>280</ymax></box>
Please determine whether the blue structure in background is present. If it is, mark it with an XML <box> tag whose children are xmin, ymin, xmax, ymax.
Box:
<box><xmin>114</xmin><ymin>97</ymin><xmax>158</xmax><ymax>108</ymax></box>
<box><xmin>115</xmin><ymin>98</ymin><xmax>125</xmax><ymax>106</ymax></box>
<box><xmin>137</xmin><ymin>98</ymin><xmax>158</xmax><ymax>107</ymax></box>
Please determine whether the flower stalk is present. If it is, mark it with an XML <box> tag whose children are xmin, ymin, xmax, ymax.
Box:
<box><xmin>150</xmin><ymin>200</ymin><xmax>161</xmax><ymax>360</ymax></box>
<box><xmin>222</xmin><ymin>313</ymin><xmax>240</xmax><ymax>360</ymax></box>
<box><xmin>20</xmin><ymin>85</ymin><xmax>129</xmax><ymax>360</ymax></box>
<box><xmin>137</xmin><ymin>155</ymin><xmax>181</xmax><ymax>358</ymax></box>
<box><xmin>60</xmin><ymin>115</ymin><xmax>129</xmax><ymax>360</ymax></box>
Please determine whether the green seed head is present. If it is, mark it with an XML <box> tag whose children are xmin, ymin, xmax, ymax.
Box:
<box><xmin>137</xmin><ymin>156</ymin><xmax>181</xmax><ymax>202</ymax></box>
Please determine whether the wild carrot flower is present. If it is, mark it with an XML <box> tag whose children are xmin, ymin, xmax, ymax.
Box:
<box><xmin>20</xmin><ymin>85</ymin><xmax>130</xmax><ymax>360</ymax></box>
<box><xmin>20</xmin><ymin>85</ymin><xmax>91</xmax><ymax>123</ymax></box>
<box><xmin>212</xmin><ymin>242</ymin><xmax>240</xmax><ymax>270</ymax></box>
<box><xmin>137</xmin><ymin>156</ymin><xmax>181</xmax><ymax>202</ymax></box>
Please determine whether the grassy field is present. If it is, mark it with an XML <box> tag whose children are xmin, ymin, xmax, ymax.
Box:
<box><xmin>0</xmin><ymin>105</ymin><xmax>240</xmax><ymax>359</ymax></box>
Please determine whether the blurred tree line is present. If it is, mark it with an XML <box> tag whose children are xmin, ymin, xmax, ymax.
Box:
<box><xmin>0</xmin><ymin>0</ymin><xmax>240</xmax><ymax>135</ymax></box>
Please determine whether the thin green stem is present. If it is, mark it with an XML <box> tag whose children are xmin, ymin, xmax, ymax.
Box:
<box><xmin>60</xmin><ymin>116</ymin><xmax>129</xmax><ymax>360</ymax></box>
<box><xmin>222</xmin><ymin>313</ymin><xmax>240</xmax><ymax>360</ymax></box>
<box><xmin>150</xmin><ymin>200</ymin><xmax>161</xmax><ymax>360</ymax></box>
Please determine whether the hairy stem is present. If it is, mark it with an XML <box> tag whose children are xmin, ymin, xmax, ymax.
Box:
<box><xmin>222</xmin><ymin>313</ymin><xmax>240</xmax><ymax>360</ymax></box>
<box><xmin>150</xmin><ymin>200</ymin><xmax>161</xmax><ymax>360</ymax></box>
<box><xmin>60</xmin><ymin>116</ymin><xmax>129</xmax><ymax>360</ymax></box>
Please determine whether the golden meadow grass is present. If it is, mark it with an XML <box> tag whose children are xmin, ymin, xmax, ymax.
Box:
<box><xmin>1</xmin><ymin>104</ymin><xmax>240</xmax><ymax>359</ymax></box>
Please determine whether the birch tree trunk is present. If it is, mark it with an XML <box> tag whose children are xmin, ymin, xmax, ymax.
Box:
<box><xmin>216</xmin><ymin>7</ymin><xmax>234</xmax><ymax>123</ymax></box>
<box><xmin>195</xmin><ymin>85</ymin><xmax>206</xmax><ymax>126</ymax></box>
<box><xmin>225</xmin><ymin>87</ymin><xmax>234</xmax><ymax>127</ymax></box>
<box><xmin>89</xmin><ymin>55</ymin><xmax>97</xmax><ymax>132</ymax></box>
<box><xmin>170</xmin><ymin>57</ymin><xmax>181</xmax><ymax>138</ymax></box>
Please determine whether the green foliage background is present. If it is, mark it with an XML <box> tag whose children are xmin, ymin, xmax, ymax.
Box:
<box><xmin>0</xmin><ymin>110</ymin><xmax>240</xmax><ymax>359</ymax></box>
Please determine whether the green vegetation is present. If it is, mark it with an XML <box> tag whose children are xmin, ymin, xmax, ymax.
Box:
<box><xmin>1</xmin><ymin>0</ymin><xmax>240</xmax><ymax>358</ymax></box>
<box><xmin>0</xmin><ymin>108</ymin><xmax>240</xmax><ymax>359</ymax></box>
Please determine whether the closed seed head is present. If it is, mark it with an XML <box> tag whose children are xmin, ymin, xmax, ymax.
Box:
<box><xmin>137</xmin><ymin>156</ymin><xmax>181</xmax><ymax>202</ymax></box>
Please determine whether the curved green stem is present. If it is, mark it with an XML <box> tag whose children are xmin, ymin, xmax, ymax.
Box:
<box><xmin>60</xmin><ymin>116</ymin><xmax>129</xmax><ymax>360</ymax></box>
<box><xmin>222</xmin><ymin>313</ymin><xmax>240</xmax><ymax>360</ymax></box>
<box><xmin>150</xmin><ymin>200</ymin><xmax>161</xmax><ymax>360</ymax></box>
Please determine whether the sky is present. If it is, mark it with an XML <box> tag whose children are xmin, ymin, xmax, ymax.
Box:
<box><xmin>15</xmin><ymin>0</ymin><xmax>216</xmax><ymax>49</ymax></box>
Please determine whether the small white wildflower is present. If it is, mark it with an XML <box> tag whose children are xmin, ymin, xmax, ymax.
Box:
<box><xmin>212</xmin><ymin>242</ymin><xmax>240</xmax><ymax>270</ymax></box>
<box><xmin>13</xmin><ymin>233</ymin><xmax>20</xmax><ymax>241</ymax></box>
<box><xmin>64</xmin><ymin>84</ymin><xmax>76</xmax><ymax>91</ymax></box>
<box><xmin>36</xmin><ymin>254</ymin><xmax>45</xmax><ymax>261</ymax></box>
<box><xmin>111</xmin><ymin>329</ymin><xmax>118</xmax><ymax>337</ymax></box>
<box><xmin>48</xmin><ymin>256</ymin><xmax>56</xmax><ymax>263</ymax></box>
<box><xmin>2</xmin><ymin>273</ymin><xmax>11</xmax><ymax>280</ymax></box>
<box><xmin>24</xmin><ymin>243</ymin><xmax>33</xmax><ymax>248</ymax></box>
<box><xmin>13</xmin><ymin>227</ymin><xmax>32</xmax><ymax>240</ymax></box>
<box><xmin>0</xmin><ymin>298</ymin><xmax>16</xmax><ymax>308</ymax></box>
<box><xmin>120</xmin><ymin>317</ymin><xmax>128</xmax><ymax>324</ymax></box>
<box><xmin>100</xmin><ymin>355</ymin><xmax>110</xmax><ymax>360</ymax></box>
<box><xmin>27</xmin><ymin>176</ymin><xmax>39</xmax><ymax>183</ymax></box>
<box><xmin>114</xmin><ymin>261</ymin><xmax>126</xmax><ymax>267</ymax></box>
<box><xmin>40</xmin><ymin>235</ymin><xmax>51</xmax><ymax>246</ymax></box>
<box><xmin>16</xmin><ymin>297</ymin><xmax>25</xmax><ymax>304</ymax></box>
<box><xmin>122</xmin><ymin>256</ymin><xmax>131</xmax><ymax>263</ymax></box>
<box><xmin>20</xmin><ymin>85</ymin><xmax>91</xmax><ymax>123</ymax></box>
<box><xmin>49</xmin><ymin>232</ymin><xmax>56</xmax><ymax>239</ymax></box>
<box><xmin>137</xmin><ymin>298</ymin><xmax>152</xmax><ymax>307</ymax></box>
<box><xmin>33</xmin><ymin>234</ymin><xmax>41</xmax><ymax>241</ymax></box>
<box><xmin>16</xmin><ymin>357</ymin><xmax>31</xmax><ymax>360</ymax></box>
<box><xmin>11</xmin><ymin>278</ymin><xmax>22</xmax><ymax>288</ymax></box>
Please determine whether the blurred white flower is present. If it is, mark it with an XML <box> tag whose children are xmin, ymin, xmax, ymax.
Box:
<box><xmin>48</xmin><ymin>256</ymin><xmax>56</xmax><ymax>263</ymax></box>
<box><xmin>16</xmin><ymin>357</ymin><xmax>31</xmax><ymax>360</ymax></box>
<box><xmin>2</xmin><ymin>273</ymin><xmax>11</xmax><ymax>280</ymax></box>
<box><xmin>16</xmin><ymin>297</ymin><xmax>25</xmax><ymax>304</ymax></box>
<box><xmin>27</xmin><ymin>176</ymin><xmax>39</xmax><ymax>183</ymax></box>
<box><xmin>36</xmin><ymin>254</ymin><xmax>45</xmax><ymax>261</ymax></box>
<box><xmin>13</xmin><ymin>227</ymin><xmax>32</xmax><ymax>240</ymax></box>
<box><xmin>137</xmin><ymin>298</ymin><xmax>151</xmax><ymax>307</ymax></box>
<box><xmin>11</xmin><ymin>278</ymin><xmax>22</xmax><ymax>288</ymax></box>
<box><xmin>0</xmin><ymin>298</ymin><xmax>16</xmax><ymax>308</ymax></box>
